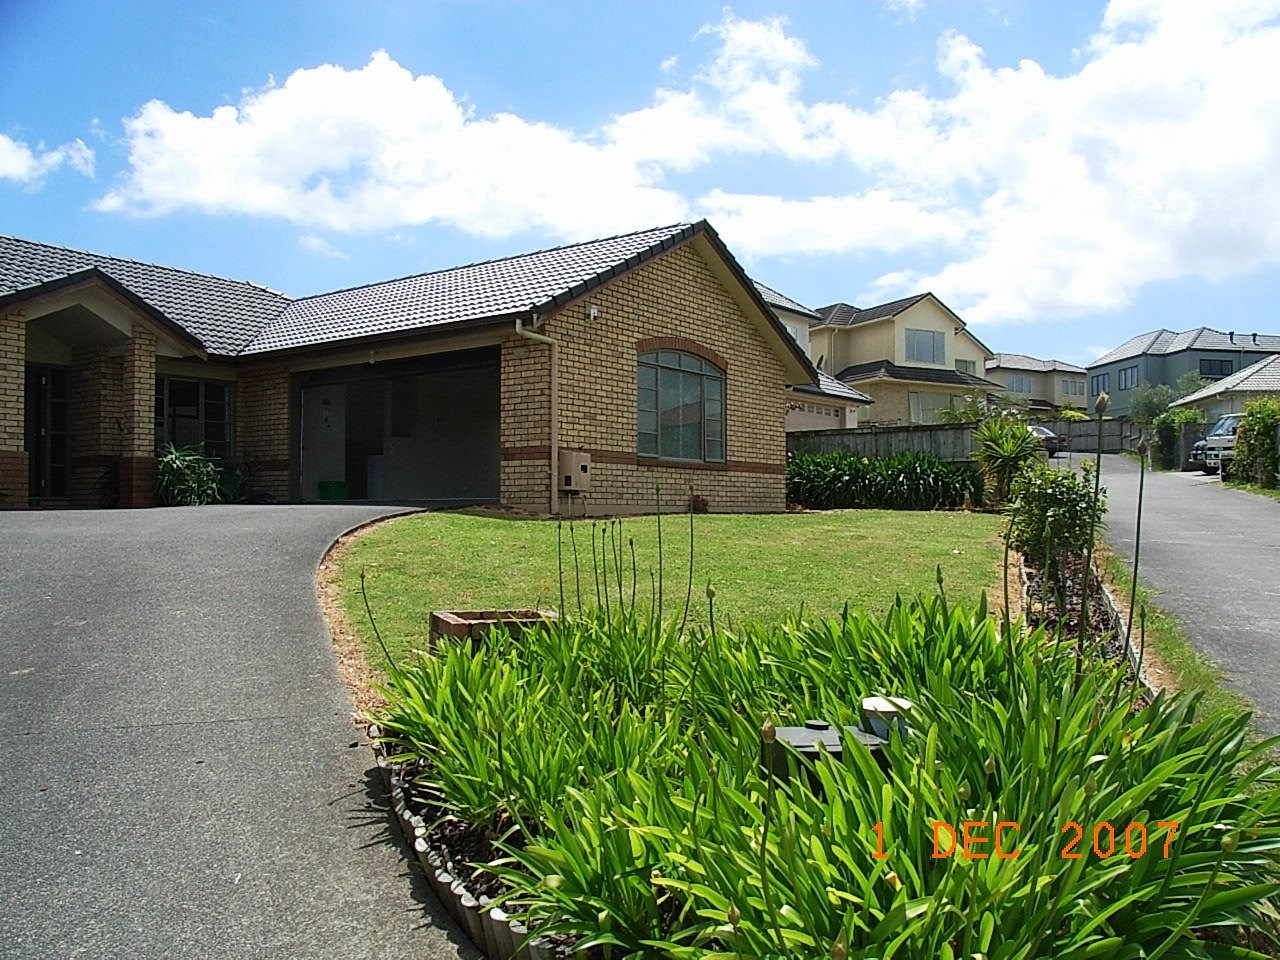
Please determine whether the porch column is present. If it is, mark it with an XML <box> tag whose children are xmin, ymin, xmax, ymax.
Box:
<box><xmin>119</xmin><ymin>328</ymin><xmax>156</xmax><ymax>508</ymax></box>
<box><xmin>0</xmin><ymin>312</ymin><xmax>28</xmax><ymax>508</ymax></box>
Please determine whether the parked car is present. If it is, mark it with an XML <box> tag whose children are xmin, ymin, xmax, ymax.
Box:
<box><xmin>1203</xmin><ymin>414</ymin><xmax>1243</xmax><ymax>475</ymax></box>
<box><xmin>1188</xmin><ymin>438</ymin><xmax>1208</xmax><ymax>471</ymax></box>
<box><xmin>1028</xmin><ymin>424</ymin><xmax>1064</xmax><ymax>457</ymax></box>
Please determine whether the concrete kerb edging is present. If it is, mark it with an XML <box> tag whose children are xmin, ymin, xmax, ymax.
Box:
<box><xmin>369</xmin><ymin>730</ymin><xmax>556</xmax><ymax>960</ymax></box>
<box><xmin>1019</xmin><ymin>555</ymin><xmax>1159</xmax><ymax>702</ymax></box>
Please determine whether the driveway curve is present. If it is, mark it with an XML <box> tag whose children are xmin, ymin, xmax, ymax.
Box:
<box><xmin>0</xmin><ymin>505</ymin><xmax>478</xmax><ymax>960</ymax></box>
<box><xmin>1089</xmin><ymin>454</ymin><xmax>1280</xmax><ymax>733</ymax></box>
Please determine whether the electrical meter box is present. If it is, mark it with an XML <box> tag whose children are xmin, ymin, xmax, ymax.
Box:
<box><xmin>559</xmin><ymin>449</ymin><xmax>592</xmax><ymax>492</ymax></box>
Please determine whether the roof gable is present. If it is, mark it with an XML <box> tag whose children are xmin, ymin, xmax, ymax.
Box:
<box><xmin>0</xmin><ymin>234</ymin><xmax>289</xmax><ymax>356</ymax></box>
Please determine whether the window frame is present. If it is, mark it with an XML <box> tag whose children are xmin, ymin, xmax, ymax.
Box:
<box><xmin>155</xmin><ymin>375</ymin><xmax>234</xmax><ymax>459</ymax></box>
<box><xmin>1199</xmin><ymin>358</ymin><xmax>1234</xmax><ymax>379</ymax></box>
<box><xmin>1118</xmin><ymin>365</ymin><xmax>1139</xmax><ymax>390</ymax></box>
<box><xmin>636</xmin><ymin>349</ymin><xmax>726</xmax><ymax>465</ymax></box>
<box><xmin>905</xmin><ymin>328</ymin><xmax>946</xmax><ymax>365</ymax></box>
<box><xmin>1090</xmin><ymin>373</ymin><xmax>1110</xmax><ymax>396</ymax></box>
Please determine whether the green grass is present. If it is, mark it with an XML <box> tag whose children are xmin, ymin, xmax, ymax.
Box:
<box><xmin>1100</xmin><ymin>548</ymin><xmax>1251</xmax><ymax>719</ymax></box>
<box><xmin>1227</xmin><ymin>479</ymin><xmax>1280</xmax><ymax>501</ymax></box>
<box><xmin>335</xmin><ymin>508</ymin><xmax>1005</xmax><ymax>666</ymax></box>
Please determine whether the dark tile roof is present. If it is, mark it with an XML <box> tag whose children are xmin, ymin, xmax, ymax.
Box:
<box><xmin>752</xmin><ymin>280</ymin><xmax>820</xmax><ymax>320</ymax></box>
<box><xmin>792</xmin><ymin>372</ymin><xmax>873</xmax><ymax>404</ymax></box>
<box><xmin>0</xmin><ymin>234</ymin><xmax>290</xmax><ymax>356</ymax></box>
<box><xmin>814</xmin><ymin>294</ymin><xmax>930</xmax><ymax>327</ymax></box>
<box><xmin>987</xmin><ymin>352</ymin><xmax>1085</xmax><ymax>374</ymax></box>
<box><xmin>243</xmin><ymin>224</ymin><xmax>701</xmax><ymax>355</ymax></box>
<box><xmin>1091</xmin><ymin>326</ymin><xmax>1280</xmax><ymax>367</ymax></box>
<box><xmin>834</xmin><ymin>359</ymin><xmax>1003</xmax><ymax>390</ymax></box>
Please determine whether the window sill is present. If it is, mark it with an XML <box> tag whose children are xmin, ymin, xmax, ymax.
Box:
<box><xmin>637</xmin><ymin>456</ymin><xmax>729</xmax><ymax>472</ymax></box>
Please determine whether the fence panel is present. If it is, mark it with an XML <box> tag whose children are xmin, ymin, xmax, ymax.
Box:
<box><xmin>788</xmin><ymin>419</ymin><xmax>1128</xmax><ymax>460</ymax></box>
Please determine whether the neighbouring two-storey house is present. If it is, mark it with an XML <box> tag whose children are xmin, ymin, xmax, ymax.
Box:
<box><xmin>752</xmin><ymin>281</ymin><xmax>873</xmax><ymax>431</ymax></box>
<box><xmin>810</xmin><ymin>293</ymin><xmax>1001</xmax><ymax>424</ymax></box>
<box><xmin>1087</xmin><ymin>327</ymin><xmax>1280</xmax><ymax>419</ymax></box>
<box><xmin>985</xmin><ymin>353</ymin><xmax>1087</xmax><ymax>415</ymax></box>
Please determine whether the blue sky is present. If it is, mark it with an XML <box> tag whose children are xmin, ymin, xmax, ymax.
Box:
<box><xmin>3</xmin><ymin>0</ymin><xmax>1279</xmax><ymax>366</ymax></box>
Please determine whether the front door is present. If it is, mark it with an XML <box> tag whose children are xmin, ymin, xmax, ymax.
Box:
<box><xmin>25</xmin><ymin>365</ymin><xmax>69</xmax><ymax>502</ymax></box>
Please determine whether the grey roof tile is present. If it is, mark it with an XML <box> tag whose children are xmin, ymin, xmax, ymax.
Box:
<box><xmin>793</xmin><ymin>372</ymin><xmax>874</xmax><ymax>404</ymax></box>
<box><xmin>0</xmin><ymin>234</ymin><xmax>290</xmax><ymax>356</ymax></box>
<box><xmin>1091</xmin><ymin>327</ymin><xmax>1280</xmax><ymax>366</ymax></box>
<box><xmin>834</xmin><ymin>359</ymin><xmax>1003</xmax><ymax>390</ymax></box>
<box><xmin>815</xmin><ymin>294</ymin><xmax>930</xmax><ymax>327</ymax></box>
<box><xmin>242</xmin><ymin>224</ymin><xmax>697</xmax><ymax>355</ymax></box>
<box><xmin>987</xmin><ymin>352</ymin><xmax>1085</xmax><ymax>374</ymax></box>
<box><xmin>1172</xmin><ymin>353</ymin><xmax>1280</xmax><ymax>406</ymax></box>
<box><xmin>752</xmin><ymin>280</ymin><xmax>819</xmax><ymax>319</ymax></box>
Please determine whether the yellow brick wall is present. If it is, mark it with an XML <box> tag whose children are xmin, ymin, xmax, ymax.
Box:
<box><xmin>69</xmin><ymin>347</ymin><xmax>124</xmax><ymax>506</ymax></box>
<box><xmin>0</xmin><ymin>312</ymin><xmax>25</xmax><ymax>452</ymax></box>
<box><xmin>500</xmin><ymin>240</ymin><xmax>789</xmax><ymax>514</ymax></box>
<box><xmin>235</xmin><ymin>361</ymin><xmax>291</xmax><ymax>501</ymax></box>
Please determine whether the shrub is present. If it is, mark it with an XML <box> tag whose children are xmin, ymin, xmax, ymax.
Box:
<box><xmin>1232</xmin><ymin>397</ymin><xmax>1280</xmax><ymax>487</ymax></box>
<box><xmin>1056</xmin><ymin>408</ymin><xmax>1090</xmax><ymax>422</ymax></box>
<box><xmin>973</xmin><ymin>415</ymin><xmax>1041</xmax><ymax>505</ymax></box>
<box><xmin>1129</xmin><ymin>382</ymin><xmax>1176</xmax><ymax>425</ymax></box>
<box><xmin>786</xmin><ymin>450</ymin><xmax>982</xmax><ymax>510</ymax></box>
<box><xmin>155</xmin><ymin>443</ymin><xmax>224</xmax><ymax>506</ymax></box>
<box><xmin>375</xmin><ymin>599</ymin><xmax>1280</xmax><ymax>958</ymax></box>
<box><xmin>1010</xmin><ymin>462</ymin><xmax>1106</xmax><ymax>576</ymax></box>
<box><xmin>1151</xmin><ymin>407</ymin><xmax>1204</xmax><ymax>470</ymax></box>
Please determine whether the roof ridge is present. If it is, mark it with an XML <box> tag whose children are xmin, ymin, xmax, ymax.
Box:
<box><xmin>288</xmin><ymin>222</ymin><xmax>694</xmax><ymax>305</ymax></box>
<box><xmin>0</xmin><ymin>233</ymin><xmax>289</xmax><ymax>299</ymax></box>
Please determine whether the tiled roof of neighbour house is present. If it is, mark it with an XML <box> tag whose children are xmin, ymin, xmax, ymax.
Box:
<box><xmin>1171</xmin><ymin>354</ymin><xmax>1280</xmax><ymax>407</ymax></box>
<box><xmin>1091</xmin><ymin>327</ymin><xmax>1280</xmax><ymax>367</ymax></box>
<box><xmin>793</xmin><ymin>372</ymin><xmax>874</xmax><ymax>404</ymax></box>
<box><xmin>834</xmin><ymin>359</ymin><xmax>1003</xmax><ymax>391</ymax></box>
<box><xmin>0</xmin><ymin>234</ymin><xmax>291</xmax><ymax>356</ymax></box>
<box><xmin>814</xmin><ymin>294</ymin><xmax>930</xmax><ymax>327</ymax></box>
<box><xmin>752</xmin><ymin>280</ymin><xmax>821</xmax><ymax>320</ymax></box>
<box><xmin>244</xmin><ymin>223</ymin><xmax>702</xmax><ymax>355</ymax></box>
<box><xmin>987</xmin><ymin>352</ymin><xmax>1086</xmax><ymax>374</ymax></box>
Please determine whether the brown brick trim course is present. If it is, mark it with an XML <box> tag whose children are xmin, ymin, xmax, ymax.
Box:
<box><xmin>0</xmin><ymin>450</ymin><xmax>29</xmax><ymax>508</ymax></box>
<box><xmin>635</xmin><ymin>337</ymin><xmax>728</xmax><ymax>372</ymax></box>
<box><xmin>503</xmin><ymin>444</ymin><xmax>782</xmax><ymax>476</ymax></box>
<box><xmin>118</xmin><ymin>455</ymin><xmax>156</xmax><ymax>509</ymax></box>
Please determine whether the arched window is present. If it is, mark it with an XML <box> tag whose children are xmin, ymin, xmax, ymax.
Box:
<box><xmin>636</xmin><ymin>350</ymin><xmax>725</xmax><ymax>462</ymax></box>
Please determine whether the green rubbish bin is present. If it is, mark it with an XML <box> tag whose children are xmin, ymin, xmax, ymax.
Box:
<box><xmin>317</xmin><ymin>480</ymin><xmax>349</xmax><ymax>501</ymax></box>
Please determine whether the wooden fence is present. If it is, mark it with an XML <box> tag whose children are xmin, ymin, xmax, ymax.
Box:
<box><xmin>787</xmin><ymin>420</ymin><xmax>1127</xmax><ymax>461</ymax></box>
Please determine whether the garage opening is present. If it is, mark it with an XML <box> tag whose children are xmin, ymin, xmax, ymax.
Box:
<box><xmin>298</xmin><ymin>347</ymin><xmax>500</xmax><ymax>503</ymax></box>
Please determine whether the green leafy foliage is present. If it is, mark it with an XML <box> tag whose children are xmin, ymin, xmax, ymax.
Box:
<box><xmin>1129</xmin><ymin>383</ymin><xmax>1177</xmax><ymax>425</ymax></box>
<box><xmin>786</xmin><ymin>451</ymin><xmax>983</xmax><ymax>510</ymax></box>
<box><xmin>374</xmin><ymin>597</ymin><xmax>1280</xmax><ymax>958</ymax></box>
<box><xmin>1056</xmin><ymin>408</ymin><xmax>1091</xmax><ymax>422</ymax></box>
<box><xmin>1151</xmin><ymin>408</ymin><xmax>1205</xmax><ymax>470</ymax></box>
<box><xmin>1010</xmin><ymin>463</ymin><xmax>1106</xmax><ymax>578</ymax></box>
<box><xmin>1231</xmin><ymin>397</ymin><xmax>1280</xmax><ymax>487</ymax></box>
<box><xmin>973</xmin><ymin>416</ymin><xmax>1042</xmax><ymax>505</ymax></box>
<box><xmin>154</xmin><ymin>443</ymin><xmax>224</xmax><ymax>505</ymax></box>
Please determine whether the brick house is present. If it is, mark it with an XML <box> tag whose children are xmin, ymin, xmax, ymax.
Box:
<box><xmin>0</xmin><ymin>221</ymin><xmax>816</xmax><ymax>513</ymax></box>
<box><xmin>810</xmin><ymin>293</ymin><xmax>1001</xmax><ymax>424</ymax></box>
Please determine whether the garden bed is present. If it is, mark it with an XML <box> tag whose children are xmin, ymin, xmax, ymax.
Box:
<box><xmin>367</xmin><ymin>599</ymin><xmax>1280</xmax><ymax>958</ymax></box>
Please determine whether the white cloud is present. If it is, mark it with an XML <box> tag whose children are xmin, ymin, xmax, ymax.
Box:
<box><xmin>93</xmin><ymin>4</ymin><xmax>1280</xmax><ymax>323</ymax></box>
<box><xmin>886</xmin><ymin>0</ymin><xmax>925</xmax><ymax>20</ymax></box>
<box><xmin>299</xmin><ymin>234</ymin><xmax>349</xmax><ymax>259</ymax></box>
<box><xmin>0</xmin><ymin>134</ymin><xmax>94</xmax><ymax>184</ymax></box>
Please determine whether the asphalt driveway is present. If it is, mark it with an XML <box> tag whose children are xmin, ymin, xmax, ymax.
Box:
<box><xmin>0</xmin><ymin>506</ymin><xmax>479</xmax><ymax>960</ymax></box>
<box><xmin>1084</xmin><ymin>454</ymin><xmax>1280</xmax><ymax>732</ymax></box>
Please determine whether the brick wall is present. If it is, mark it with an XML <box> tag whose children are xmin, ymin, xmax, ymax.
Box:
<box><xmin>69</xmin><ymin>347</ymin><xmax>124</xmax><ymax>506</ymax></box>
<box><xmin>500</xmin><ymin>240</ymin><xmax>789</xmax><ymax>514</ymax></box>
<box><xmin>0</xmin><ymin>312</ymin><xmax>26</xmax><ymax>506</ymax></box>
<box><xmin>235</xmin><ymin>361</ymin><xmax>291</xmax><ymax>501</ymax></box>
<box><xmin>119</xmin><ymin>329</ymin><xmax>157</xmax><ymax>507</ymax></box>
<box><xmin>864</xmin><ymin>381</ymin><xmax>910</xmax><ymax>423</ymax></box>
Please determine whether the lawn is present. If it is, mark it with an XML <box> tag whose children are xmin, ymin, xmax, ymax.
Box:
<box><xmin>332</xmin><ymin>508</ymin><xmax>1006</xmax><ymax>666</ymax></box>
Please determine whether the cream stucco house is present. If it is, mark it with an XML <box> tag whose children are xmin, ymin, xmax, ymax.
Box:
<box><xmin>810</xmin><ymin>293</ymin><xmax>1000</xmax><ymax>424</ymax></box>
<box><xmin>985</xmin><ymin>353</ymin><xmax>1087</xmax><ymax>415</ymax></box>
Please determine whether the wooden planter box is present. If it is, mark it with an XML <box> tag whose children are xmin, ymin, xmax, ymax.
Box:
<box><xmin>429</xmin><ymin>609</ymin><xmax>557</xmax><ymax>644</ymax></box>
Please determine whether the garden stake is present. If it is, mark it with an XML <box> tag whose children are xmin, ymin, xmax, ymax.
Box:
<box><xmin>591</xmin><ymin>522</ymin><xmax>603</xmax><ymax>612</ymax></box>
<box><xmin>629</xmin><ymin>538</ymin><xmax>637</xmax><ymax>615</ymax></box>
<box><xmin>556</xmin><ymin>520</ymin><xmax>565</xmax><ymax>617</ymax></box>
<box><xmin>677</xmin><ymin>486</ymin><xmax>696</xmax><ymax>645</ymax></box>
<box><xmin>613</xmin><ymin>519</ymin><xmax>624</xmax><ymax>612</ymax></box>
<box><xmin>1125</xmin><ymin>436</ymin><xmax>1148</xmax><ymax>662</ymax></box>
<box><xmin>655</xmin><ymin>482</ymin><xmax>664</xmax><ymax>627</ymax></box>
<box><xmin>569</xmin><ymin>519</ymin><xmax>583</xmax><ymax>615</ymax></box>
<box><xmin>359</xmin><ymin>566</ymin><xmax>399</xmax><ymax>675</ymax></box>
<box><xmin>1079</xmin><ymin>391</ymin><xmax>1109</xmax><ymax>678</ymax></box>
